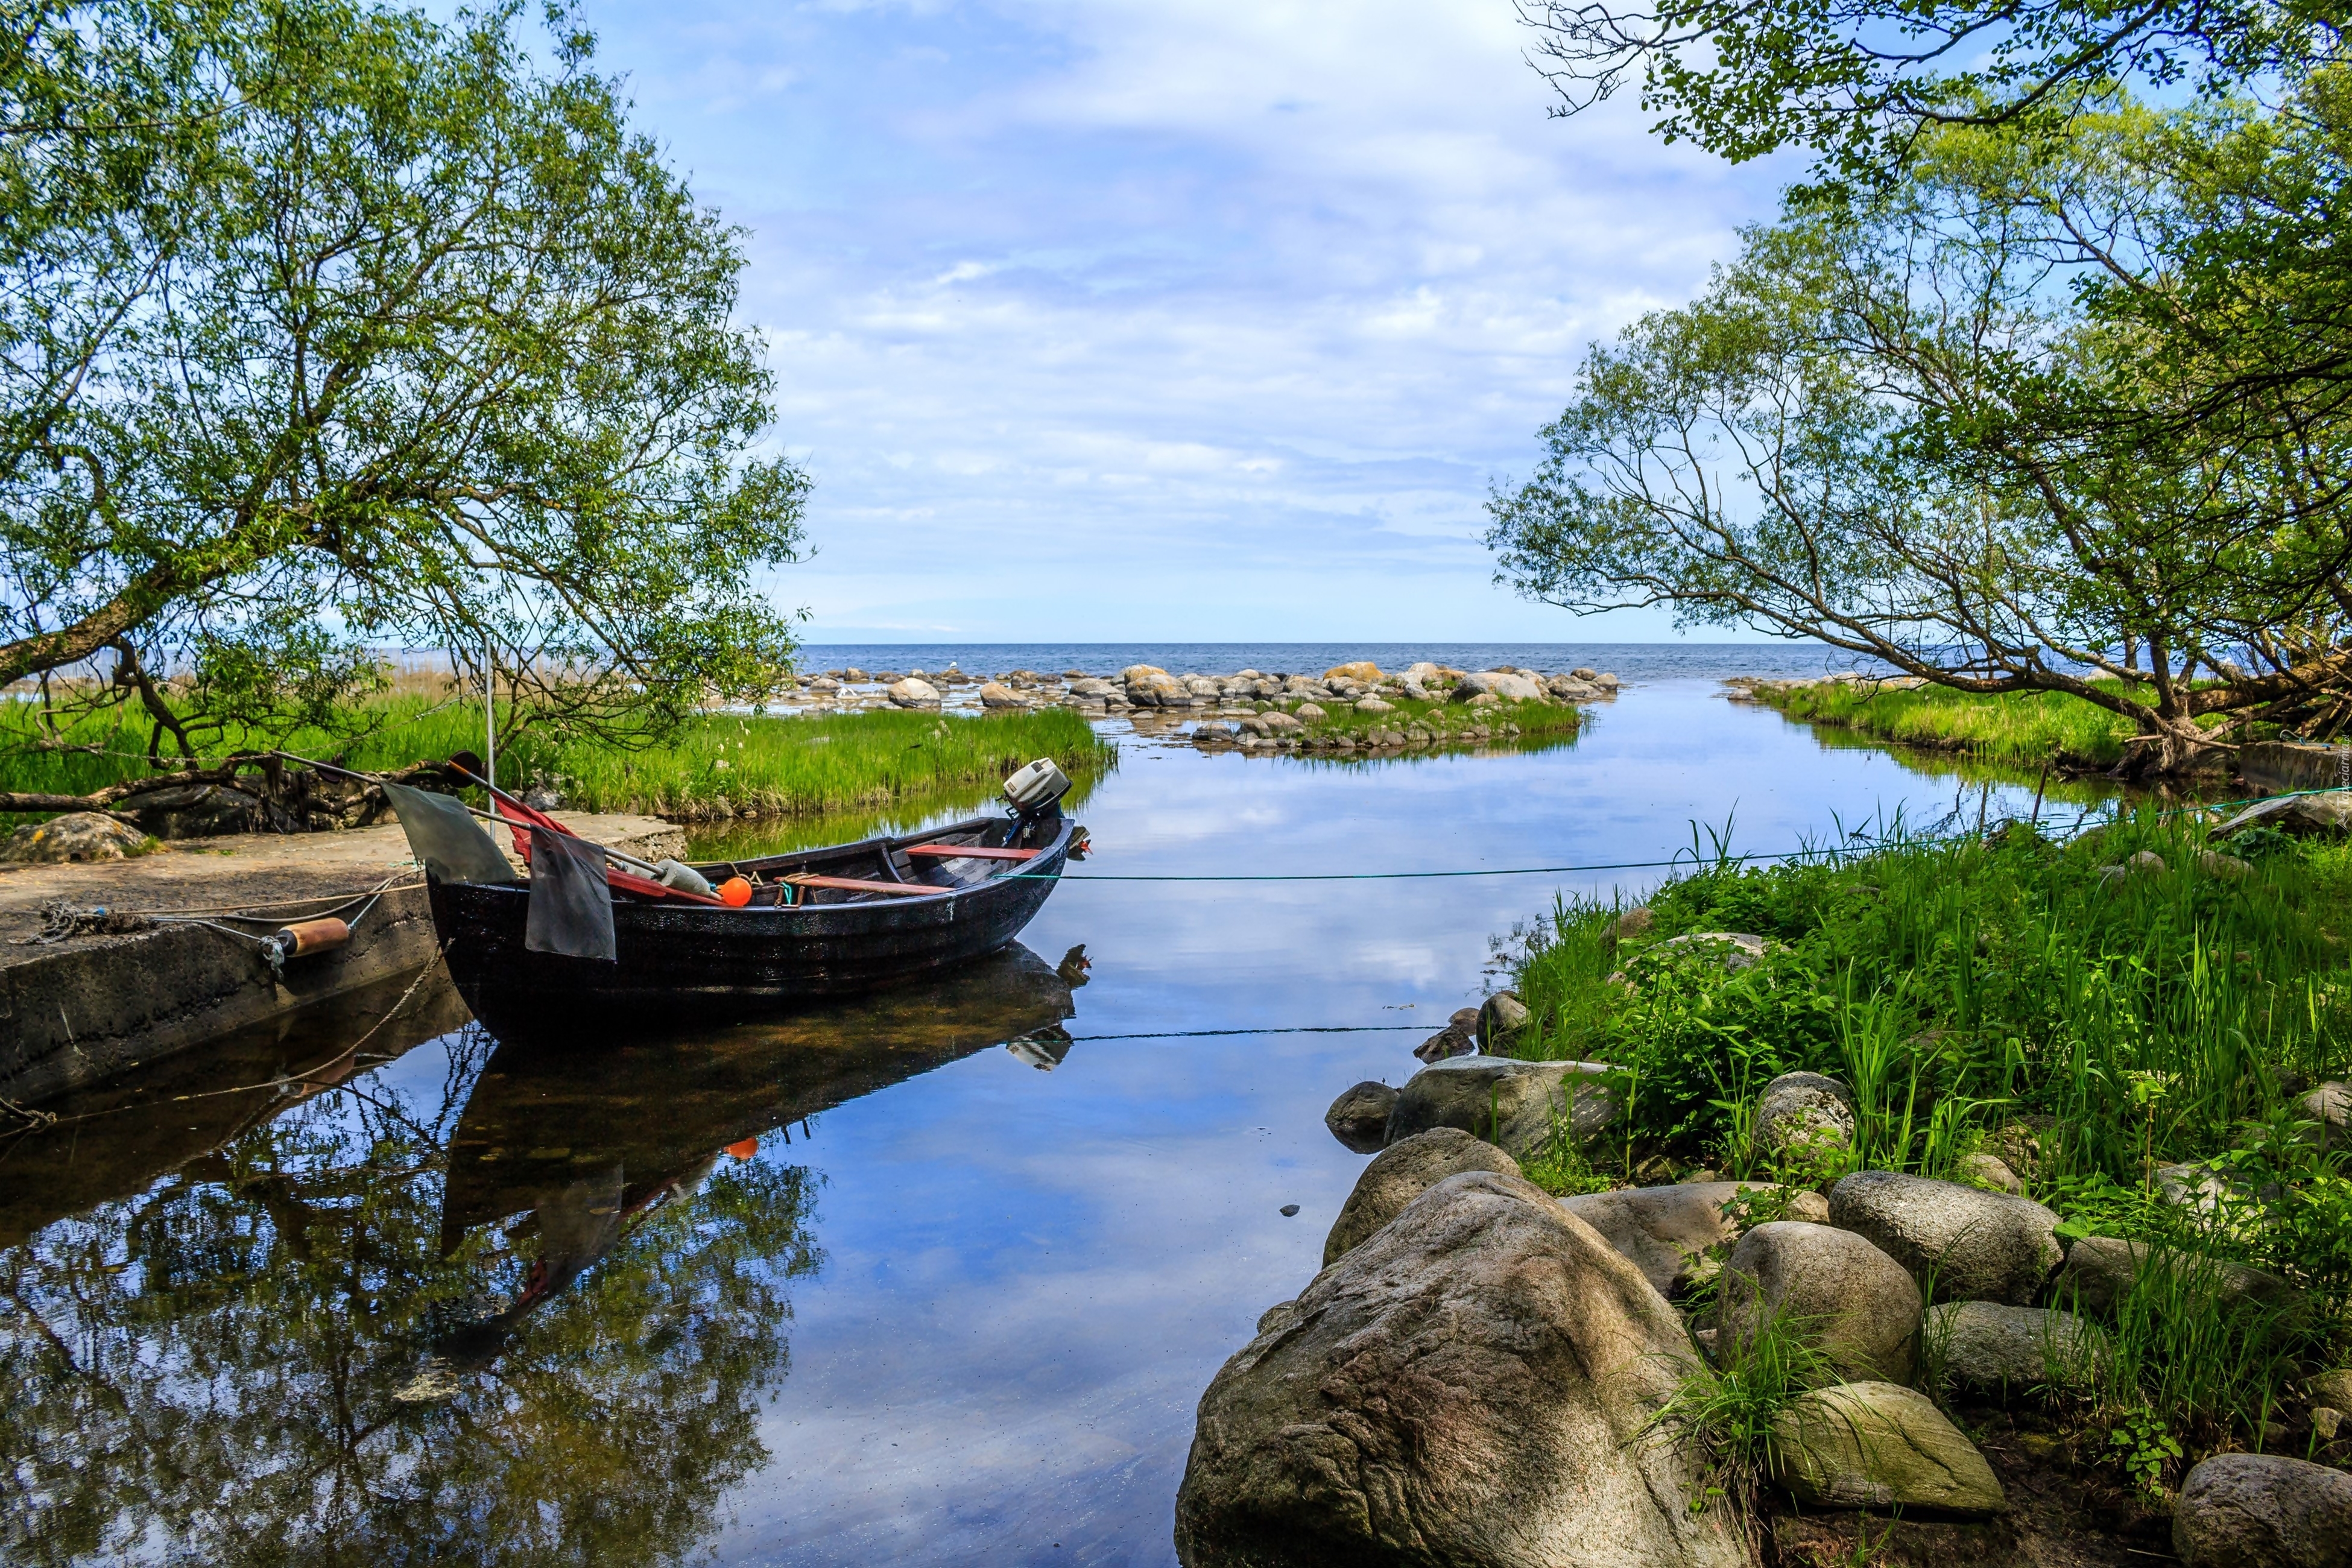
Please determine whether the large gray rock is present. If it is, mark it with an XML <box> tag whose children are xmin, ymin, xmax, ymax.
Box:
<box><xmin>1453</xmin><ymin>670</ymin><xmax>1546</xmax><ymax>703</ymax></box>
<box><xmin>1717</xmin><ymin>1221</ymin><xmax>1921</xmax><ymax>1383</ymax></box>
<box><xmin>886</xmin><ymin>677</ymin><xmax>941</xmax><ymax>707</ymax></box>
<box><xmin>1176</xmin><ymin>1171</ymin><xmax>1748</xmax><ymax>1568</ymax></box>
<box><xmin>1</xmin><ymin>811</ymin><xmax>156</xmax><ymax>863</ymax></box>
<box><xmin>1560</xmin><ymin>1181</ymin><xmax>1778</xmax><ymax>1297</ymax></box>
<box><xmin>1127</xmin><ymin>669</ymin><xmax>1187</xmax><ymax>706</ymax></box>
<box><xmin>1768</xmin><ymin>1382</ymin><xmax>2008</xmax><ymax>1517</ymax></box>
<box><xmin>1924</xmin><ymin>1301</ymin><xmax>2106</xmax><ymax>1397</ymax></box>
<box><xmin>1324</xmin><ymin>1082</ymin><xmax>1398</xmax><ymax>1153</ymax></box>
<box><xmin>1323</xmin><ymin>1128</ymin><xmax>1521</xmax><ymax>1265</ymax></box>
<box><xmin>2053</xmin><ymin>1234</ymin><xmax>2297</xmax><ymax>1315</ymax></box>
<box><xmin>1753</xmin><ymin>1072</ymin><xmax>1856</xmax><ymax>1165</ymax></box>
<box><xmin>1829</xmin><ymin>1170</ymin><xmax>2063</xmax><ymax>1304</ymax></box>
<box><xmin>1383</xmin><ymin>1057</ymin><xmax>1616</xmax><ymax>1160</ymax></box>
<box><xmin>2173</xmin><ymin>1453</ymin><xmax>2352</xmax><ymax>1567</ymax></box>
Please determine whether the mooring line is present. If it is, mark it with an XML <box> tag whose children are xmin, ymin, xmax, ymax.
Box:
<box><xmin>1063</xmin><ymin>1023</ymin><xmax>1430</xmax><ymax>1041</ymax></box>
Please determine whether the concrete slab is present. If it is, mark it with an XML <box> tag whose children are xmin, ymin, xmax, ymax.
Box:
<box><xmin>1</xmin><ymin>812</ymin><xmax>683</xmax><ymax>1107</ymax></box>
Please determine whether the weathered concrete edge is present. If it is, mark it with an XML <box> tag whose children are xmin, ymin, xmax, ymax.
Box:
<box><xmin>2241</xmin><ymin>739</ymin><xmax>2352</xmax><ymax>797</ymax></box>
<box><xmin>0</xmin><ymin>884</ymin><xmax>441</xmax><ymax>1105</ymax></box>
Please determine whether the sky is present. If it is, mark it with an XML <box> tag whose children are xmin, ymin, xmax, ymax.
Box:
<box><xmin>578</xmin><ymin>0</ymin><xmax>1791</xmax><ymax>642</ymax></box>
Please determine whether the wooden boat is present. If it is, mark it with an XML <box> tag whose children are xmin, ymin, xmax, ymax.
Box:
<box><xmin>429</xmin><ymin>805</ymin><xmax>1081</xmax><ymax>1028</ymax></box>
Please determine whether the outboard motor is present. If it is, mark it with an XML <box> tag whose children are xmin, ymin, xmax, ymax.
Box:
<box><xmin>1003</xmin><ymin>758</ymin><xmax>1072</xmax><ymax>826</ymax></box>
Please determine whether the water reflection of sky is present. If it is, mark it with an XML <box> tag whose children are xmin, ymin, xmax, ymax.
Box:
<box><xmin>707</xmin><ymin>681</ymin><xmax>2093</xmax><ymax>1566</ymax></box>
<box><xmin>7</xmin><ymin>681</ymin><xmax>2116</xmax><ymax>1567</ymax></box>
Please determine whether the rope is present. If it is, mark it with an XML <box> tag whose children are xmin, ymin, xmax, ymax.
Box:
<box><xmin>1065</xmin><ymin>1023</ymin><xmax>1429</xmax><ymax>1040</ymax></box>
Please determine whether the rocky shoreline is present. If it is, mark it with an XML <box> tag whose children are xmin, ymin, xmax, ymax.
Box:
<box><xmin>1172</xmin><ymin>941</ymin><xmax>2352</xmax><ymax>1567</ymax></box>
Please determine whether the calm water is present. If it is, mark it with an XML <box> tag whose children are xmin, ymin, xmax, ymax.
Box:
<box><xmin>2</xmin><ymin>680</ymin><xmax>2114</xmax><ymax>1567</ymax></box>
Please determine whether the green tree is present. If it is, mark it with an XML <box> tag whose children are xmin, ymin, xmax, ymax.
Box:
<box><xmin>0</xmin><ymin>0</ymin><xmax>806</xmax><ymax>748</ymax></box>
<box><xmin>1485</xmin><ymin>121</ymin><xmax>2352</xmax><ymax>771</ymax></box>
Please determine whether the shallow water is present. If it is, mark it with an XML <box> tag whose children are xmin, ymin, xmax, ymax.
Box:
<box><xmin>2</xmin><ymin>681</ymin><xmax>2122</xmax><ymax>1567</ymax></box>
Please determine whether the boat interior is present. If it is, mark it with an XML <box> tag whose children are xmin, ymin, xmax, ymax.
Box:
<box><xmin>672</xmin><ymin>811</ymin><xmax>1072</xmax><ymax>907</ymax></box>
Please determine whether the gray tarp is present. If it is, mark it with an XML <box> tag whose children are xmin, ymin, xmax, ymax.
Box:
<box><xmin>524</xmin><ymin>824</ymin><xmax>617</xmax><ymax>963</ymax></box>
<box><xmin>384</xmin><ymin>782</ymin><xmax>517</xmax><ymax>885</ymax></box>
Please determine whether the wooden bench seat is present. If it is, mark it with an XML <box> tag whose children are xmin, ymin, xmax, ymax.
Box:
<box><xmin>902</xmin><ymin>844</ymin><xmax>1039</xmax><ymax>861</ymax></box>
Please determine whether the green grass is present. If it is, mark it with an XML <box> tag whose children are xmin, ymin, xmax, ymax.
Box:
<box><xmin>0</xmin><ymin>697</ymin><xmax>1116</xmax><ymax>826</ymax></box>
<box><xmin>1266</xmin><ymin>692</ymin><xmax>1585</xmax><ymax>749</ymax></box>
<box><xmin>1754</xmin><ymin>679</ymin><xmax>2205</xmax><ymax>773</ymax></box>
<box><xmin>1503</xmin><ymin>811</ymin><xmax>2352</xmax><ymax>1456</ymax></box>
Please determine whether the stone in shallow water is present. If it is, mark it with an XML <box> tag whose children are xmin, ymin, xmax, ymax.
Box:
<box><xmin>1384</xmin><ymin>1057</ymin><xmax>1616</xmax><ymax>1160</ymax></box>
<box><xmin>1323</xmin><ymin>1081</ymin><xmax>1397</xmax><ymax>1152</ymax></box>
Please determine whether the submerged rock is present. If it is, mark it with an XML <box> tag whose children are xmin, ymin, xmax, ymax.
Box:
<box><xmin>2173</xmin><ymin>1453</ymin><xmax>2352</xmax><ymax>1567</ymax></box>
<box><xmin>1768</xmin><ymin>1382</ymin><xmax>2008</xmax><ymax>1517</ymax></box>
<box><xmin>1323</xmin><ymin>1128</ymin><xmax>1520</xmax><ymax>1265</ymax></box>
<box><xmin>1323</xmin><ymin>1081</ymin><xmax>1397</xmax><ymax>1152</ymax></box>
<box><xmin>1829</xmin><ymin>1170</ymin><xmax>2063</xmax><ymax>1304</ymax></box>
<box><xmin>1176</xmin><ymin>1171</ymin><xmax>1748</xmax><ymax>1568</ymax></box>
<box><xmin>1383</xmin><ymin>1057</ymin><xmax>1616</xmax><ymax>1160</ymax></box>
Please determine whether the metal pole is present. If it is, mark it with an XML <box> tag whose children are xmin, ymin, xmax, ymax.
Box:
<box><xmin>483</xmin><ymin>634</ymin><xmax>498</xmax><ymax>820</ymax></box>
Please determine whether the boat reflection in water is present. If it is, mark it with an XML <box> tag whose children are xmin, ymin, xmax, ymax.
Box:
<box><xmin>415</xmin><ymin>940</ymin><xmax>1088</xmax><ymax>1382</ymax></box>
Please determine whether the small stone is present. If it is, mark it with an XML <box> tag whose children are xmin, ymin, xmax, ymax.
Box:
<box><xmin>2314</xmin><ymin>1368</ymin><xmax>2352</xmax><ymax>1410</ymax></box>
<box><xmin>1769</xmin><ymin>1382</ymin><xmax>2008</xmax><ymax>1517</ymax></box>
<box><xmin>2173</xmin><ymin>1453</ymin><xmax>2352</xmax><ymax>1567</ymax></box>
<box><xmin>1279</xmin><ymin>1204</ymin><xmax>1300</xmax><ymax>1217</ymax></box>
<box><xmin>1413</xmin><ymin>1026</ymin><xmax>1476</xmax><ymax>1063</ymax></box>
<box><xmin>1649</xmin><ymin>931</ymin><xmax>1770</xmax><ymax>972</ymax></box>
<box><xmin>977</xmin><ymin>681</ymin><xmax>1029</xmax><ymax>707</ymax></box>
<box><xmin>1293</xmin><ymin>702</ymin><xmax>1326</xmax><ymax>721</ymax></box>
<box><xmin>1785</xmin><ymin>1190</ymin><xmax>1832</xmax><ymax>1222</ymax></box>
<box><xmin>2315</xmin><ymin>1406</ymin><xmax>2345</xmax><ymax>1441</ymax></box>
<box><xmin>2297</xmin><ymin>1082</ymin><xmax>2350</xmax><ymax>1150</ymax></box>
<box><xmin>1605</xmin><ymin>905</ymin><xmax>1654</xmax><ymax>941</ymax></box>
<box><xmin>1956</xmin><ymin>1152</ymin><xmax>2026</xmax><ymax>1195</ymax></box>
<box><xmin>1353</xmin><ymin>697</ymin><xmax>1395</xmax><ymax>715</ymax></box>
<box><xmin>2128</xmin><ymin>849</ymin><xmax>2169</xmax><ymax>874</ymax></box>
<box><xmin>1324</xmin><ymin>1081</ymin><xmax>1399</xmax><ymax>1152</ymax></box>
<box><xmin>1191</xmin><ymin>721</ymin><xmax>1236</xmax><ymax>744</ymax></box>
<box><xmin>2198</xmin><ymin>848</ymin><xmax>2254</xmax><ymax>879</ymax></box>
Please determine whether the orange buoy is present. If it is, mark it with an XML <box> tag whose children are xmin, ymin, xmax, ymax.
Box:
<box><xmin>718</xmin><ymin>876</ymin><xmax>754</xmax><ymax>907</ymax></box>
<box><xmin>725</xmin><ymin>1136</ymin><xmax>759</xmax><ymax>1160</ymax></box>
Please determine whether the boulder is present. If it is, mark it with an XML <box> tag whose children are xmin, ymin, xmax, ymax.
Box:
<box><xmin>2297</xmin><ymin>1081</ymin><xmax>2350</xmax><ymax>1151</ymax></box>
<box><xmin>1385</xmin><ymin>1058</ymin><xmax>1617</xmax><ymax>1160</ymax></box>
<box><xmin>1829</xmin><ymin>1170</ymin><xmax>2063</xmax><ymax>1304</ymax></box>
<box><xmin>1323</xmin><ymin>1128</ymin><xmax>1522</xmax><ymax>1265</ymax></box>
<box><xmin>1768</xmin><ymin>1382</ymin><xmax>2008</xmax><ymax>1517</ymax></box>
<box><xmin>1192</xmin><ymin>722</ymin><xmax>1237</xmax><ymax>744</ymax></box>
<box><xmin>1323</xmin><ymin>661</ymin><xmax>1382</xmax><ymax>683</ymax></box>
<box><xmin>1754</xmin><ymin>1072</ymin><xmax>1857</xmax><ymax>1165</ymax></box>
<box><xmin>1127</xmin><ymin>670</ymin><xmax>1187</xmax><ymax>706</ymax></box>
<box><xmin>976</xmin><ymin>681</ymin><xmax>1029</xmax><ymax>707</ymax></box>
<box><xmin>1560</xmin><ymin>1181</ymin><xmax>1778</xmax><ymax>1297</ymax></box>
<box><xmin>1596</xmin><ymin>673</ymin><xmax>1620</xmax><ymax>689</ymax></box>
<box><xmin>1717</xmin><ymin>1221</ymin><xmax>1921</xmax><ymax>1383</ymax></box>
<box><xmin>1402</xmin><ymin>661</ymin><xmax>1446</xmax><ymax>686</ymax></box>
<box><xmin>886</xmin><ymin>677</ymin><xmax>941</xmax><ymax>707</ymax></box>
<box><xmin>1119</xmin><ymin>663</ymin><xmax>1168</xmax><ymax>683</ymax></box>
<box><xmin>0</xmin><ymin>811</ymin><xmax>156</xmax><ymax>864</ymax></box>
<box><xmin>2215</xmin><ymin>791</ymin><xmax>2352</xmax><ymax>841</ymax></box>
<box><xmin>2053</xmin><ymin>1234</ymin><xmax>2297</xmax><ymax>1315</ymax></box>
<box><xmin>1571</xmin><ymin>666</ymin><xmax>1599</xmax><ymax>680</ymax></box>
<box><xmin>1353</xmin><ymin>697</ymin><xmax>1396</xmax><ymax>715</ymax></box>
<box><xmin>1324</xmin><ymin>1081</ymin><xmax>1398</xmax><ymax>1153</ymax></box>
<box><xmin>1453</xmin><ymin>671</ymin><xmax>1545</xmax><ymax>703</ymax></box>
<box><xmin>1476</xmin><ymin>990</ymin><xmax>1532</xmax><ymax>1050</ymax></box>
<box><xmin>2173</xmin><ymin>1453</ymin><xmax>2352</xmax><ymax>1567</ymax></box>
<box><xmin>1175</xmin><ymin>1171</ymin><xmax>1749</xmax><ymax>1568</ymax></box>
<box><xmin>1294</xmin><ymin>703</ymin><xmax>1326</xmax><ymax>721</ymax></box>
<box><xmin>2198</xmin><ymin>848</ymin><xmax>2255</xmax><ymax>879</ymax></box>
<box><xmin>1605</xmin><ymin>906</ymin><xmax>1654</xmax><ymax>941</ymax></box>
<box><xmin>1925</xmin><ymin>1301</ymin><xmax>2105</xmax><ymax>1396</ymax></box>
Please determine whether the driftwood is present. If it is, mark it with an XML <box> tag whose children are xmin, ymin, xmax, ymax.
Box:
<box><xmin>0</xmin><ymin>756</ymin><xmax>465</xmax><ymax>830</ymax></box>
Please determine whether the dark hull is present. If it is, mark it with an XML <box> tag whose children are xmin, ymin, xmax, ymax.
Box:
<box><xmin>431</xmin><ymin>814</ymin><xmax>1076</xmax><ymax>1028</ymax></box>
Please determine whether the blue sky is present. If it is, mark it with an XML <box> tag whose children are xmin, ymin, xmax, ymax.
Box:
<box><xmin>579</xmin><ymin>0</ymin><xmax>1789</xmax><ymax>641</ymax></box>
